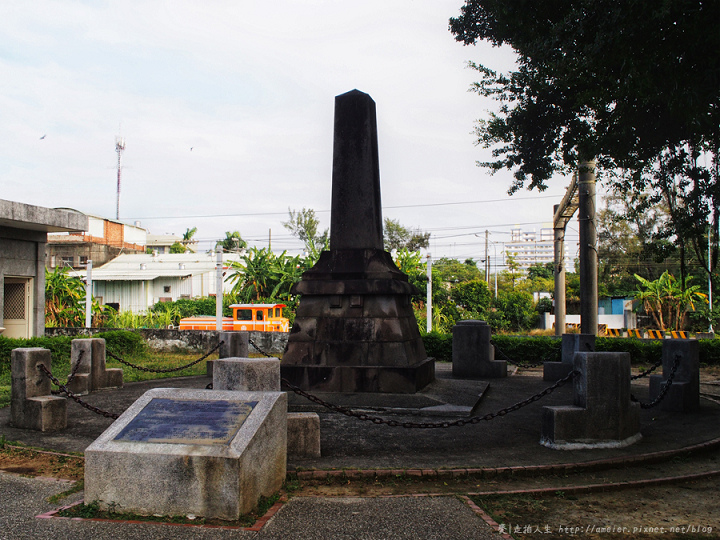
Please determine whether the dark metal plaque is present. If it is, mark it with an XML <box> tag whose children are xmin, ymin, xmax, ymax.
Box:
<box><xmin>114</xmin><ymin>398</ymin><xmax>257</xmax><ymax>445</ymax></box>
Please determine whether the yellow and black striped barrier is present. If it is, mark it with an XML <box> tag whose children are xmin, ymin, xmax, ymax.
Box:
<box><xmin>627</xmin><ymin>329</ymin><xmax>643</xmax><ymax>338</ymax></box>
<box><xmin>606</xmin><ymin>328</ymin><xmax>622</xmax><ymax>337</ymax></box>
<box><xmin>670</xmin><ymin>330</ymin><xmax>689</xmax><ymax>339</ymax></box>
<box><xmin>646</xmin><ymin>329</ymin><xmax>665</xmax><ymax>339</ymax></box>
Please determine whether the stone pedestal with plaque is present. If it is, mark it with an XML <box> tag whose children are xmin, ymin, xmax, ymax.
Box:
<box><xmin>84</xmin><ymin>388</ymin><xmax>286</xmax><ymax>520</ymax></box>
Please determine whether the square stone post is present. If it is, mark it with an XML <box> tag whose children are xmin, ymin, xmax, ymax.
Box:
<box><xmin>543</xmin><ymin>333</ymin><xmax>595</xmax><ymax>381</ymax></box>
<box><xmin>649</xmin><ymin>339</ymin><xmax>700</xmax><ymax>412</ymax></box>
<box><xmin>10</xmin><ymin>348</ymin><xmax>67</xmax><ymax>431</ymax></box>
<box><xmin>452</xmin><ymin>320</ymin><xmax>506</xmax><ymax>378</ymax></box>
<box><xmin>541</xmin><ymin>351</ymin><xmax>640</xmax><ymax>449</ymax></box>
<box><xmin>208</xmin><ymin>331</ymin><xmax>250</xmax><ymax>377</ymax></box>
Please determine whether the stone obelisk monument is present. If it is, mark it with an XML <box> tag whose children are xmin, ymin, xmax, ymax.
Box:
<box><xmin>281</xmin><ymin>90</ymin><xmax>435</xmax><ymax>393</ymax></box>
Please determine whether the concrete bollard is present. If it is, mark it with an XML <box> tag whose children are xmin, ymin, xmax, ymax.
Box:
<box><xmin>10</xmin><ymin>348</ymin><xmax>67</xmax><ymax>431</ymax></box>
<box><xmin>543</xmin><ymin>334</ymin><xmax>595</xmax><ymax>381</ymax></box>
<box><xmin>207</xmin><ymin>331</ymin><xmax>249</xmax><ymax>377</ymax></box>
<box><xmin>541</xmin><ymin>351</ymin><xmax>641</xmax><ymax>449</ymax></box>
<box><xmin>287</xmin><ymin>412</ymin><xmax>321</xmax><ymax>458</ymax></box>
<box><xmin>213</xmin><ymin>357</ymin><xmax>281</xmax><ymax>392</ymax></box>
<box><xmin>452</xmin><ymin>320</ymin><xmax>506</xmax><ymax>378</ymax></box>
<box><xmin>67</xmin><ymin>339</ymin><xmax>123</xmax><ymax>395</ymax></box>
<box><xmin>649</xmin><ymin>339</ymin><xmax>700</xmax><ymax>412</ymax></box>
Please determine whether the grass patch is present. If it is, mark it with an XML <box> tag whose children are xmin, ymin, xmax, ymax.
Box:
<box><xmin>57</xmin><ymin>492</ymin><xmax>281</xmax><ymax>528</ymax></box>
<box><xmin>47</xmin><ymin>480</ymin><xmax>84</xmax><ymax>504</ymax></box>
<box><xmin>0</xmin><ymin>349</ymin><xmax>217</xmax><ymax>408</ymax></box>
<box><xmin>470</xmin><ymin>493</ymin><xmax>551</xmax><ymax>528</ymax></box>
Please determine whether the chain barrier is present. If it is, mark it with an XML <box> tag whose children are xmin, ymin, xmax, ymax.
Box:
<box><xmin>491</xmin><ymin>341</ymin><xmax>556</xmax><ymax>369</ymax></box>
<box><xmin>37</xmin><ymin>364</ymin><xmax>120</xmax><ymax>419</ymax></box>
<box><xmin>66</xmin><ymin>348</ymin><xmax>84</xmax><ymax>384</ymax></box>
<box><xmin>631</xmin><ymin>354</ymin><xmax>681</xmax><ymax>409</ymax></box>
<box><xmin>249</xmin><ymin>339</ymin><xmax>279</xmax><ymax>358</ymax></box>
<box><xmin>281</xmin><ymin>370</ymin><xmax>577</xmax><ymax>429</ymax></box>
<box><xmin>106</xmin><ymin>341</ymin><xmax>223</xmax><ymax>373</ymax></box>
<box><xmin>631</xmin><ymin>359</ymin><xmax>663</xmax><ymax>380</ymax></box>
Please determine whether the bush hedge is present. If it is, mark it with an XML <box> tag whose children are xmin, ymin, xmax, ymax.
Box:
<box><xmin>421</xmin><ymin>333</ymin><xmax>720</xmax><ymax>366</ymax></box>
<box><xmin>0</xmin><ymin>330</ymin><xmax>146</xmax><ymax>376</ymax></box>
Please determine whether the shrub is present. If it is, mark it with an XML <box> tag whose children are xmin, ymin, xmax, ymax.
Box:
<box><xmin>96</xmin><ymin>330</ymin><xmax>147</xmax><ymax>356</ymax></box>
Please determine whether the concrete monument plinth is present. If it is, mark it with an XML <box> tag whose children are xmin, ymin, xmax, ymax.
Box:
<box><xmin>208</xmin><ymin>331</ymin><xmax>250</xmax><ymax>377</ymax></box>
<box><xmin>10</xmin><ymin>348</ymin><xmax>67</xmax><ymax>431</ymax></box>
<box><xmin>84</xmin><ymin>388</ymin><xmax>287</xmax><ymax>520</ymax></box>
<box><xmin>213</xmin><ymin>357</ymin><xmax>280</xmax><ymax>392</ymax></box>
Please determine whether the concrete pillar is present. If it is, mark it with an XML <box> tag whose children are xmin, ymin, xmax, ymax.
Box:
<box><xmin>578</xmin><ymin>160</ymin><xmax>598</xmax><ymax>335</ymax></box>
<box><xmin>10</xmin><ymin>348</ymin><xmax>67</xmax><ymax>431</ymax></box>
<box><xmin>649</xmin><ymin>339</ymin><xmax>700</xmax><ymax>412</ymax></box>
<box><xmin>553</xmin><ymin>204</ymin><xmax>566</xmax><ymax>336</ymax></box>
<box><xmin>452</xmin><ymin>320</ymin><xmax>506</xmax><ymax>378</ymax></box>
<box><xmin>541</xmin><ymin>351</ymin><xmax>641</xmax><ymax>448</ymax></box>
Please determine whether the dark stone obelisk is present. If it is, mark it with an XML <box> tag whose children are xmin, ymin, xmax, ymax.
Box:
<box><xmin>281</xmin><ymin>90</ymin><xmax>434</xmax><ymax>393</ymax></box>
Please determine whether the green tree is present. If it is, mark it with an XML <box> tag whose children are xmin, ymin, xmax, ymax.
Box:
<box><xmin>45</xmin><ymin>267</ymin><xmax>110</xmax><ymax>327</ymax></box>
<box><xmin>283</xmin><ymin>208</ymin><xmax>329</xmax><ymax>258</ymax></box>
<box><xmin>488</xmin><ymin>290</ymin><xmax>537</xmax><ymax>332</ymax></box>
<box><xmin>227</xmin><ymin>247</ymin><xmax>302</xmax><ymax>302</ymax></box>
<box><xmin>450</xmin><ymin>1</ymin><xmax>720</xmax><ymax>290</ymax></box>
<box><xmin>181</xmin><ymin>227</ymin><xmax>197</xmax><ymax>252</ymax></box>
<box><xmin>433</xmin><ymin>257</ymin><xmax>482</xmax><ymax>284</ymax></box>
<box><xmin>219</xmin><ymin>231</ymin><xmax>247</xmax><ymax>253</ymax></box>
<box><xmin>169</xmin><ymin>241</ymin><xmax>186</xmax><ymax>254</ymax></box>
<box><xmin>450</xmin><ymin>278</ymin><xmax>491</xmax><ymax>314</ymax></box>
<box><xmin>634</xmin><ymin>271</ymin><xmax>707</xmax><ymax>331</ymax></box>
<box><xmin>383</xmin><ymin>218</ymin><xmax>430</xmax><ymax>252</ymax></box>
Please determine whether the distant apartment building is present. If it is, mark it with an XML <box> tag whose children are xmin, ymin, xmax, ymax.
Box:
<box><xmin>47</xmin><ymin>215</ymin><xmax>146</xmax><ymax>269</ymax></box>
<box><xmin>505</xmin><ymin>226</ymin><xmax>571</xmax><ymax>270</ymax></box>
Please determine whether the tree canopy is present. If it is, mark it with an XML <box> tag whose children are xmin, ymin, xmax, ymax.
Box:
<box><xmin>282</xmin><ymin>208</ymin><xmax>329</xmax><ymax>258</ymax></box>
<box><xmin>383</xmin><ymin>218</ymin><xmax>430</xmax><ymax>252</ymax></box>
<box><xmin>450</xmin><ymin>0</ymin><xmax>719</xmax><ymax>190</ymax></box>
<box><xmin>450</xmin><ymin>0</ymin><xmax>720</xmax><ymax>289</ymax></box>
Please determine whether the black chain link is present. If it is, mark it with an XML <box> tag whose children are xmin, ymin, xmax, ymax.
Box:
<box><xmin>106</xmin><ymin>341</ymin><xmax>223</xmax><ymax>373</ymax></box>
<box><xmin>37</xmin><ymin>364</ymin><xmax>120</xmax><ymax>419</ymax></box>
<box><xmin>631</xmin><ymin>358</ymin><xmax>663</xmax><ymax>380</ymax></box>
<box><xmin>631</xmin><ymin>354</ymin><xmax>682</xmax><ymax>409</ymax></box>
<box><xmin>249</xmin><ymin>338</ymin><xmax>278</xmax><ymax>358</ymax></box>
<box><xmin>281</xmin><ymin>370</ymin><xmax>577</xmax><ymax>429</ymax></box>
<box><xmin>491</xmin><ymin>341</ymin><xmax>557</xmax><ymax>369</ymax></box>
<box><xmin>66</xmin><ymin>348</ymin><xmax>85</xmax><ymax>384</ymax></box>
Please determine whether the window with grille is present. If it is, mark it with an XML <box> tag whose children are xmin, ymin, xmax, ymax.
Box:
<box><xmin>3</xmin><ymin>282</ymin><xmax>26</xmax><ymax>319</ymax></box>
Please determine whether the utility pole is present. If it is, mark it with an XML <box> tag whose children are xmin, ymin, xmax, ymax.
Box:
<box><xmin>578</xmin><ymin>160</ymin><xmax>598</xmax><ymax>336</ymax></box>
<box><xmin>426</xmin><ymin>253</ymin><xmax>432</xmax><ymax>333</ymax></box>
<box><xmin>85</xmin><ymin>259</ymin><xmax>92</xmax><ymax>328</ymax></box>
<box><xmin>484</xmin><ymin>230</ymin><xmax>489</xmax><ymax>284</ymax></box>
<box><xmin>216</xmin><ymin>244</ymin><xmax>223</xmax><ymax>332</ymax></box>
<box><xmin>115</xmin><ymin>137</ymin><xmax>125</xmax><ymax>220</ymax></box>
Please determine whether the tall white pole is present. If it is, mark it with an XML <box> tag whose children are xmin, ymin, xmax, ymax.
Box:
<box><xmin>216</xmin><ymin>245</ymin><xmax>223</xmax><ymax>332</ymax></box>
<box><xmin>85</xmin><ymin>259</ymin><xmax>92</xmax><ymax>328</ymax></box>
<box><xmin>709</xmin><ymin>225</ymin><xmax>714</xmax><ymax>333</ymax></box>
<box><xmin>426</xmin><ymin>253</ymin><xmax>432</xmax><ymax>333</ymax></box>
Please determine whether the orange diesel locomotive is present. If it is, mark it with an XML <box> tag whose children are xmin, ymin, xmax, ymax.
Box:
<box><xmin>178</xmin><ymin>303</ymin><xmax>289</xmax><ymax>332</ymax></box>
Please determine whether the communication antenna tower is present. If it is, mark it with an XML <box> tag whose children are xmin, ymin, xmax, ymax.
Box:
<box><xmin>115</xmin><ymin>136</ymin><xmax>125</xmax><ymax>220</ymax></box>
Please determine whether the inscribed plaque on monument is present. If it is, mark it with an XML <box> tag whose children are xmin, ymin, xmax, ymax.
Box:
<box><xmin>114</xmin><ymin>398</ymin><xmax>257</xmax><ymax>445</ymax></box>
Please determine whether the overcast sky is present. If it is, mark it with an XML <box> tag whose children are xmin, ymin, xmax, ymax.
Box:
<box><xmin>0</xmin><ymin>0</ymin><xmax>581</xmax><ymax>265</ymax></box>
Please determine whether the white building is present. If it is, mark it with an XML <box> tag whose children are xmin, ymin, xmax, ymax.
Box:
<box><xmin>505</xmin><ymin>226</ymin><xmax>571</xmax><ymax>271</ymax></box>
<box><xmin>84</xmin><ymin>252</ymin><xmax>242</xmax><ymax>313</ymax></box>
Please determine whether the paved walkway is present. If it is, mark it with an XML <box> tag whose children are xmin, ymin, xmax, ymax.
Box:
<box><xmin>2</xmin><ymin>363</ymin><xmax>720</xmax><ymax>539</ymax></box>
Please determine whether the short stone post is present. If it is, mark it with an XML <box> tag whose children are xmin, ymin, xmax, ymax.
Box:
<box><xmin>452</xmin><ymin>320</ymin><xmax>506</xmax><ymax>378</ymax></box>
<box><xmin>213</xmin><ymin>357</ymin><xmax>280</xmax><ymax>391</ymax></box>
<box><xmin>10</xmin><ymin>348</ymin><xmax>67</xmax><ymax>431</ymax></box>
<box><xmin>543</xmin><ymin>333</ymin><xmax>595</xmax><ymax>381</ymax></box>
<box><xmin>287</xmin><ymin>412</ymin><xmax>321</xmax><ymax>458</ymax></box>
<box><xmin>541</xmin><ymin>351</ymin><xmax>641</xmax><ymax>449</ymax></box>
<box><xmin>207</xmin><ymin>331</ymin><xmax>249</xmax><ymax>377</ymax></box>
<box><xmin>68</xmin><ymin>339</ymin><xmax>123</xmax><ymax>393</ymax></box>
<box><xmin>649</xmin><ymin>339</ymin><xmax>700</xmax><ymax>412</ymax></box>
